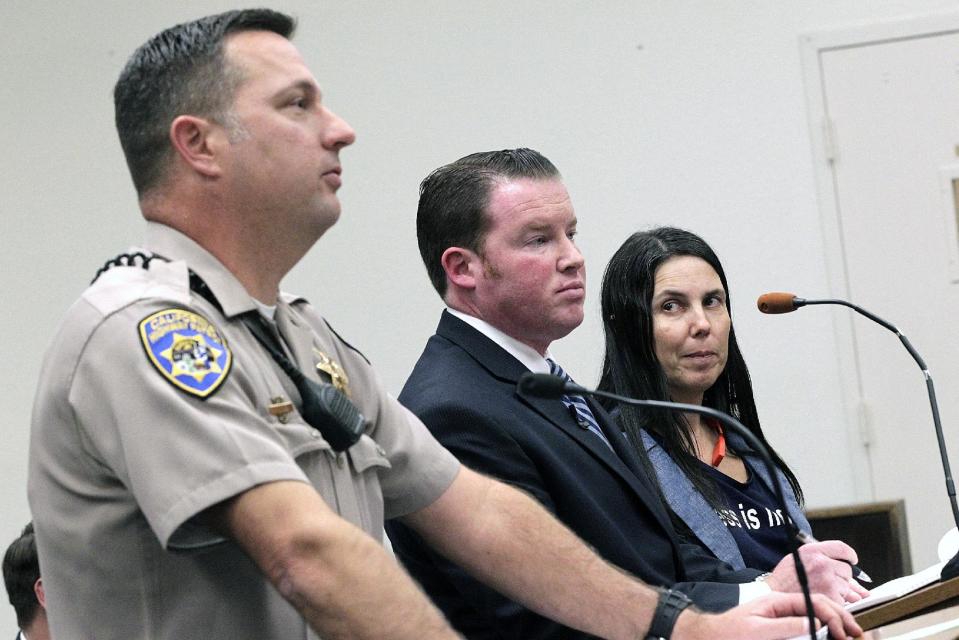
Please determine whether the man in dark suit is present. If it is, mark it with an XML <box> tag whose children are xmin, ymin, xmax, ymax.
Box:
<box><xmin>386</xmin><ymin>148</ymin><xmax>864</xmax><ymax>638</ymax></box>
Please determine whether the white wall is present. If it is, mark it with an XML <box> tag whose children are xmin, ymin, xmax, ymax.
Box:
<box><xmin>2</xmin><ymin>0</ymin><xmax>955</xmax><ymax>632</ymax></box>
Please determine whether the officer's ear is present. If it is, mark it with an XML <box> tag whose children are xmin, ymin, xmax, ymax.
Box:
<box><xmin>169</xmin><ymin>115</ymin><xmax>227</xmax><ymax>179</ymax></box>
<box><xmin>441</xmin><ymin>246</ymin><xmax>481</xmax><ymax>292</ymax></box>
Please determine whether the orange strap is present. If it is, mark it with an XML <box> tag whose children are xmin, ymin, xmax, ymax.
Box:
<box><xmin>710</xmin><ymin>421</ymin><xmax>726</xmax><ymax>467</ymax></box>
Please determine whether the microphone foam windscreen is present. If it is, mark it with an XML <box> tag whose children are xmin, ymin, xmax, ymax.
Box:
<box><xmin>757</xmin><ymin>292</ymin><xmax>798</xmax><ymax>314</ymax></box>
<box><xmin>517</xmin><ymin>372</ymin><xmax>568</xmax><ymax>399</ymax></box>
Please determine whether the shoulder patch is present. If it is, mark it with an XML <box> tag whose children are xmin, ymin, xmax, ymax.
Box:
<box><xmin>138</xmin><ymin>308</ymin><xmax>232</xmax><ymax>399</ymax></box>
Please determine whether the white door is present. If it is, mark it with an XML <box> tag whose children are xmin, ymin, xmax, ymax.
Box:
<box><xmin>805</xmin><ymin>16</ymin><xmax>959</xmax><ymax>569</ymax></box>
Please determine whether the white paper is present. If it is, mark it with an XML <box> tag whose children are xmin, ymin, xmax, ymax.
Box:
<box><xmin>844</xmin><ymin>560</ymin><xmax>945</xmax><ymax>614</ymax></box>
<box><xmin>937</xmin><ymin>527</ymin><xmax>958</xmax><ymax>563</ymax></box>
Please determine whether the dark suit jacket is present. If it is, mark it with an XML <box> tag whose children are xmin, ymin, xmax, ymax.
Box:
<box><xmin>387</xmin><ymin>312</ymin><xmax>760</xmax><ymax>639</ymax></box>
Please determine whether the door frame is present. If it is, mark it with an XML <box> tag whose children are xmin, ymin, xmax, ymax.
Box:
<box><xmin>798</xmin><ymin>10</ymin><xmax>959</xmax><ymax>504</ymax></box>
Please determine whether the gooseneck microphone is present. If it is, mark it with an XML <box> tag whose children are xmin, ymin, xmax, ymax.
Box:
<box><xmin>757</xmin><ymin>292</ymin><xmax>959</xmax><ymax>580</ymax></box>
<box><xmin>757</xmin><ymin>292</ymin><xmax>959</xmax><ymax>527</ymax></box>
<box><xmin>517</xmin><ymin>373</ymin><xmax>818</xmax><ymax>639</ymax></box>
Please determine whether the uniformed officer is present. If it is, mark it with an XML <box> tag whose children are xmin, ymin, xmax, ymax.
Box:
<box><xmin>27</xmin><ymin>8</ymin><xmax>861</xmax><ymax>640</ymax></box>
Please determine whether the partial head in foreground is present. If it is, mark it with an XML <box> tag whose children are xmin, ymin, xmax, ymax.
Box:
<box><xmin>3</xmin><ymin>522</ymin><xmax>47</xmax><ymax>636</ymax></box>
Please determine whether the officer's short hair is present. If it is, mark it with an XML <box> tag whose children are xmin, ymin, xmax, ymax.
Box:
<box><xmin>416</xmin><ymin>148</ymin><xmax>561</xmax><ymax>298</ymax></box>
<box><xmin>114</xmin><ymin>8</ymin><xmax>296</xmax><ymax>196</ymax></box>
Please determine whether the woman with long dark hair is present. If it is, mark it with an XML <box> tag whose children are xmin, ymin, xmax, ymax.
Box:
<box><xmin>599</xmin><ymin>226</ymin><xmax>809</xmax><ymax>571</ymax></box>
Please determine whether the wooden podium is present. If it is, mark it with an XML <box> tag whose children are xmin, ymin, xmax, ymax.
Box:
<box><xmin>855</xmin><ymin>574</ymin><xmax>959</xmax><ymax>630</ymax></box>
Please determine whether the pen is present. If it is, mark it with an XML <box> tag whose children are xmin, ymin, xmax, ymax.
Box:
<box><xmin>796</xmin><ymin>530</ymin><xmax>872</xmax><ymax>583</ymax></box>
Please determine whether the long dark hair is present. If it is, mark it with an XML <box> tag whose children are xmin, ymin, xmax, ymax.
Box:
<box><xmin>598</xmin><ymin>227</ymin><xmax>803</xmax><ymax>508</ymax></box>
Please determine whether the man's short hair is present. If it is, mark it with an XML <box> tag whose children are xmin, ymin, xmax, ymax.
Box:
<box><xmin>114</xmin><ymin>8</ymin><xmax>296</xmax><ymax>196</ymax></box>
<box><xmin>3</xmin><ymin>522</ymin><xmax>39</xmax><ymax>629</ymax></box>
<box><xmin>416</xmin><ymin>148</ymin><xmax>561</xmax><ymax>297</ymax></box>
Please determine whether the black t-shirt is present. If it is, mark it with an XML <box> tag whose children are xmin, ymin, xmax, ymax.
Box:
<box><xmin>702</xmin><ymin>459</ymin><xmax>792</xmax><ymax>571</ymax></box>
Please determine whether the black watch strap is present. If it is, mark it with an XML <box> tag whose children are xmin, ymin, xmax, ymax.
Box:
<box><xmin>645</xmin><ymin>588</ymin><xmax>693</xmax><ymax>639</ymax></box>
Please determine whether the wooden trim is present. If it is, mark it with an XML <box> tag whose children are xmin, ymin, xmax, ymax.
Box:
<box><xmin>855</xmin><ymin>575</ymin><xmax>959</xmax><ymax>630</ymax></box>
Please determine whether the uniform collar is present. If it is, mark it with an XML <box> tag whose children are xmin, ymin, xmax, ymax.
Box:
<box><xmin>144</xmin><ymin>222</ymin><xmax>258</xmax><ymax>318</ymax></box>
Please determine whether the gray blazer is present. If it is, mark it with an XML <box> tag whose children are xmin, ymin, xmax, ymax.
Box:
<box><xmin>641</xmin><ymin>428</ymin><xmax>810</xmax><ymax>570</ymax></box>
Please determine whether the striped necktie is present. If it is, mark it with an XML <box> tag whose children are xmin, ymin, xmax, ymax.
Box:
<box><xmin>547</xmin><ymin>359</ymin><xmax>612</xmax><ymax>450</ymax></box>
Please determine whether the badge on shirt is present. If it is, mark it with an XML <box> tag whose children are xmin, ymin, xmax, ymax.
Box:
<box><xmin>139</xmin><ymin>308</ymin><xmax>232</xmax><ymax>399</ymax></box>
<box><xmin>313</xmin><ymin>348</ymin><xmax>351</xmax><ymax>397</ymax></box>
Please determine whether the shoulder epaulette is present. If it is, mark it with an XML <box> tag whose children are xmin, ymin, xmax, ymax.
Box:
<box><xmin>90</xmin><ymin>252</ymin><xmax>165</xmax><ymax>284</ymax></box>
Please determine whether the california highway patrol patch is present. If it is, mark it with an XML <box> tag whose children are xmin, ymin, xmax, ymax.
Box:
<box><xmin>138</xmin><ymin>308</ymin><xmax>232</xmax><ymax>398</ymax></box>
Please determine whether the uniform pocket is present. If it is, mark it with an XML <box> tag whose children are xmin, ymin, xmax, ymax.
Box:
<box><xmin>348</xmin><ymin>434</ymin><xmax>392</xmax><ymax>473</ymax></box>
<box><xmin>345</xmin><ymin>435</ymin><xmax>392</xmax><ymax>535</ymax></box>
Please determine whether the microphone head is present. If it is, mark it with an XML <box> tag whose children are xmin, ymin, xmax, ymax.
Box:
<box><xmin>517</xmin><ymin>372</ymin><xmax>568</xmax><ymax>399</ymax></box>
<box><xmin>757</xmin><ymin>292</ymin><xmax>799</xmax><ymax>314</ymax></box>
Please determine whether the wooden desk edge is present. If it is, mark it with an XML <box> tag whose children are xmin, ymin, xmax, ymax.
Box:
<box><xmin>855</xmin><ymin>574</ymin><xmax>959</xmax><ymax>630</ymax></box>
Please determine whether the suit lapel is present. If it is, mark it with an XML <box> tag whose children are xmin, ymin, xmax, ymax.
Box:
<box><xmin>519</xmin><ymin>390</ymin><xmax>629</xmax><ymax>471</ymax></box>
<box><xmin>436</xmin><ymin>311</ymin><xmax>674</xmax><ymax>526</ymax></box>
<box><xmin>590</xmin><ymin>398</ymin><xmax>648</xmax><ymax>479</ymax></box>
<box><xmin>576</xmin><ymin>395</ymin><xmax>681</xmax><ymax>536</ymax></box>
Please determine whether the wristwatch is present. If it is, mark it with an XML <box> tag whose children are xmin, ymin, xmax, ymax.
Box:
<box><xmin>644</xmin><ymin>587</ymin><xmax>693</xmax><ymax>639</ymax></box>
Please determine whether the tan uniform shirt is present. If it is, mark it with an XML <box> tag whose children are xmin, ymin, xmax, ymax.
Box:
<box><xmin>28</xmin><ymin>223</ymin><xmax>460</xmax><ymax>639</ymax></box>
